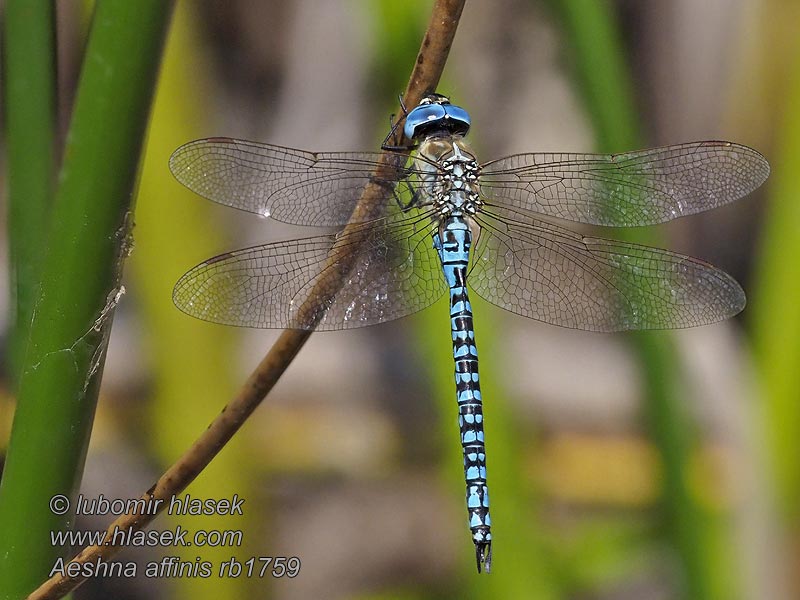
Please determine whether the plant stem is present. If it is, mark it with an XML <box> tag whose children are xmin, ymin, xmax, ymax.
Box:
<box><xmin>3</xmin><ymin>0</ymin><xmax>57</xmax><ymax>386</ymax></box>
<box><xmin>0</xmin><ymin>1</ymin><xmax>173</xmax><ymax>597</ymax></box>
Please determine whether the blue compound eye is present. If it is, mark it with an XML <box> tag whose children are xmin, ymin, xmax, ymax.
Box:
<box><xmin>404</xmin><ymin>104</ymin><xmax>447</xmax><ymax>140</ymax></box>
<box><xmin>403</xmin><ymin>99</ymin><xmax>472</xmax><ymax>141</ymax></box>
<box><xmin>445</xmin><ymin>105</ymin><xmax>471</xmax><ymax>130</ymax></box>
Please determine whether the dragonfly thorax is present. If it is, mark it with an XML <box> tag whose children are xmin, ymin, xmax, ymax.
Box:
<box><xmin>417</xmin><ymin>139</ymin><xmax>482</xmax><ymax>217</ymax></box>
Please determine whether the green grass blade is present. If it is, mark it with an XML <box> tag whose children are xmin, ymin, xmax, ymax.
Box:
<box><xmin>0</xmin><ymin>1</ymin><xmax>173</xmax><ymax>596</ymax></box>
<box><xmin>550</xmin><ymin>1</ymin><xmax>730</xmax><ymax>598</ymax></box>
<box><xmin>3</xmin><ymin>0</ymin><xmax>57</xmax><ymax>386</ymax></box>
<box><xmin>546</xmin><ymin>0</ymin><xmax>642</xmax><ymax>151</ymax></box>
<box><xmin>750</xmin><ymin>53</ymin><xmax>800</xmax><ymax>519</ymax></box>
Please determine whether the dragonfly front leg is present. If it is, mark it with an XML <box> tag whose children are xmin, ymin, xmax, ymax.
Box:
<box><xmin>365</xmin><ymin>176</ymin><xmax>419</xmax><ymax>214</ymax></box>
<box><xmin>381</xmin><ymin>94</ymin><xmax>413</xmax><ymax>150</ymax></box>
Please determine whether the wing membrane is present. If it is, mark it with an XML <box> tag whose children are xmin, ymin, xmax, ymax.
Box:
<box><xmin>173</xmin><ymin>212</ymin><xmax>446</xmax><ymax>330</ymax></box>
<box><xmin>469</xmin><ymin>211</ymin><xmax>745</xmax><ymax>331</ymax></box>
<box><xmin>479</xmin><ymin>141</ymin><xmax>769</xmax><ymax>226</ymax></box>
<box><xmin>170</xmin><ymin>138</ymin><xmax>428</xmax><ymax>226</ymax></box>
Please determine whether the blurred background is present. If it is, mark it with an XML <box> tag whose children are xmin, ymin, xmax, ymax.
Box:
<box><xmin>1</xmin><ymin>0</ymin><xmax>798</xmax><ymax>598</ymax></box>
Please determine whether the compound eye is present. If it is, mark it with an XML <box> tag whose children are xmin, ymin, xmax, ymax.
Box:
<box><xmin>446</xmin><ymin>105</ymin><xmax>471</xmax><ymax>127</ymax></box>
<box><xmin>442</xmin><ymin>105</ymin><xmax>470</xmax><ymax>136</ymax></box>
<box><xmin>404</xmin><ymin>104</ymin><xmax>447</xmax><ymax>140</ymax></box>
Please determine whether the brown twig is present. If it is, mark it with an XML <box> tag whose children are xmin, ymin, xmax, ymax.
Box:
<box><xmin>27</xmin><ymin>0</ymin><xmax>466</xmax><ymax>597</ymax></box>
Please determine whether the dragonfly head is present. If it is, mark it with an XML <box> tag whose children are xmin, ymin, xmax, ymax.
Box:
<box><xmin>403</xmin><ymin>94</ymin><xmax>471</xmax><ymax>141</ymax></box>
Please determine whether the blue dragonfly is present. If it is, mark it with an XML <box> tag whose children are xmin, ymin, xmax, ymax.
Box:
<box><xmin>170</xmin><ymin>94</ymin><xmax>769</xmax><ymax>573</ymax></box>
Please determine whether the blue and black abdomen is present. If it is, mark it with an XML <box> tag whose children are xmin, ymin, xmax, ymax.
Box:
<box><xmin>435</xmin><ymin>216</ymin><xmax>492</xmax><ymax>573</ymax></box>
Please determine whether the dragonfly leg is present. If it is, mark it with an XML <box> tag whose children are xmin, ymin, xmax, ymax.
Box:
<box><xmin>365</xmin><ymin>176</ymin><xmax>415</xmax><ymax>213</ymax></box>
<box><xmin>381</xmin><ymin>93</ymin><xmax>413</xmax><ymax>149</ymax></box>
<box><xmin>400</xmin><ymin>179</ymin><xmax>423</xmax><ymax>212</ymax></box>
<box><xmin>382</xmin><ymin>176</ymin><xmax>423</xmax><ymax>213</ymax></box>
<box><xmin>380</xmin><ymin>140</ymin><xmax>416</xmax><ymax>152</ymax></box>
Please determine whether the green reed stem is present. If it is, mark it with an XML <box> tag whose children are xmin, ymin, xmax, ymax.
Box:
<box><xmin>3</xmin><ymin>0</ymin><xmax>57</xmax><ymax>386</ymax></box>
<box><xmin>0</xmin><ymin>1</ymin><xmax>173</xmax><ymax>597</ymax></box>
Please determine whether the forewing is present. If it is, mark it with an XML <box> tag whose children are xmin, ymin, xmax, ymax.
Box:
<box><xmin>479</xmin><ymin>141</ymin><xmax>769</xmax><ymax>226</ymax></box>
<box><xmin>173</xmin><ymin>212</ymin><xmax>447</xmax><ymax>330</ymax></box>
<box><xmin>170</xmin><ymin>138</ymin><xmax>424</xmax><ymax>226</ymax></box>
<box><xmin>469</xmin><ymin>211</ymin><xmax>745</xmax><ymax>331</ymax></box>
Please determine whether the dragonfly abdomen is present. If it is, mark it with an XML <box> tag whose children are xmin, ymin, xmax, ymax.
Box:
<box><xmin>435</xmin><ymin>216</ymin><xmax>492</xmax><ymax>573</ymax></box>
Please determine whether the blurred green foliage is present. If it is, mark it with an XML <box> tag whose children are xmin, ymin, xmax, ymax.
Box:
<box><xmin>551</xmin><ymin>1</ymin><xmax>736</xmax><ymax>598</ymax></box>
<box><xmin>751</xmin><ymin>51</ymin><xmax>800</xmax><ymax>519</ymax></box>
<box><xmin>130</xmin><ymin>3</ymin><xmax>255</xmax><ymax>597</ymax></box>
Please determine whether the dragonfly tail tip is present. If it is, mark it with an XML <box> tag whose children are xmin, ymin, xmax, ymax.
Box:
<box><xmin>475</xmin><ymin>541</ymin><xmax>492</xmax><ymax>574</ymax></box>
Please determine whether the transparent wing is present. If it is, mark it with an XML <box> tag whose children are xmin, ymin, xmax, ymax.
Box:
<box><xmin>469</xmin><ymin>210</ymin><xmax>745</xmax><ymax>331</ymax></box>
<box><xmin>173</xmin><ymin>211</ymin><xmax>447</xmax><ymax>330</ymax></box>
<box><xmin>169</xmin><ymin>138</ymin><xmax>429</xmax><ymax>227</ymax></box>
<box><xmin>479</xmin><ymin>141</ymin><xmax>769</xmax><ymax>227</ymax></box>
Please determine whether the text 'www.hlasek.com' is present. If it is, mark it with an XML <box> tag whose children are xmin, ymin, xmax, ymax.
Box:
<box><xmin>47</xmin><ymin>493</ymin><xmax>300</xmax><ymax>579</ymax></box>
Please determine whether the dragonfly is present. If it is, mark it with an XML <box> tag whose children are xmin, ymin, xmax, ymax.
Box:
<box><xmin>169</xmin><ymin>93</ymin><xmax>769</xmax><ymax>574</ymax></box>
